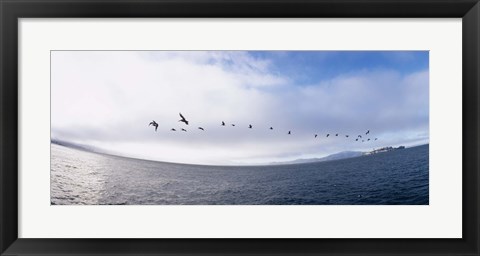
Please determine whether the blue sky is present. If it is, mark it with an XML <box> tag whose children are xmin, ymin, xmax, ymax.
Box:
<box><xmin>51</xmin><ymin>51</ymin><xmax>429</xmax><ymax>165</ymax></box>
<box><xmin>246</xmin><ymin>51</ymin><xmax>428</xmax><ymax>85</ymax></box>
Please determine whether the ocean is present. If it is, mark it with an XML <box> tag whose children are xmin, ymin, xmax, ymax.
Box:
<box><xmin>51</xmin><ymin>144</ymin><xmax>429</xmax><ymax>205</ymax></box>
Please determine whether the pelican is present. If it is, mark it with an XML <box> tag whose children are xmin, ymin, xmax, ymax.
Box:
<box><xmin>367</xmin><ymin>138</ymin><xmax>370</xmax><ymax>141</ymax></box>
<box><xmin>221</xmin><ymin>121</ymin><xmax>225</xmax><ymax>126</ymax></box>
<box><xmin>366</xmin><ymin>130</ymin><xmax>370</xmax><ymax>135</ymax></box>
<box><xmin>326</xmin><ymin>134</ymin><xmax>330</xmax><ymax>137</ymax></box>
<box><xmin>181</xmin><ymin>128</ymin><xmax>187</xmax><ymax>132</ymax></box>
<box><xmin>231</xmin><ymin>124</ymin><xmax>235</xmax><ymax>127</ymax></box>
<box><xmin>335</xmin><ymin>133</ymin><xmax>338</xmax><ymax>136</ymax></box>
<box><xmin>171</xmin><ymin>128</ymin><xmax>176</xmax><ymax>131</ymax></box>
<box><xmin>270</xmin><ymin>127</ymin><xmax>273</xmax><ymax>130</ymax></box>
<box><xmin>179</xmin><ymin>113</ymin><xmax>189</xmax><ymax>125</ymax></box>
<box><xmin>288</xmin><ymin>131</ymin><xmax>291</xmax><ymax>135</ymax></box>
<box><xmin>315</xmin><ymin>134</ymin><xmax>318</xmax><ymax>138</ymax></box>
<box><xmin>198</xmin><ymin>127</ymin><xmax>204</xmax><ymax>131</ymax></box>
<box><xmin>249</xmin><ymin>124</ymin><xmax>253</xmax><ymax>129</ymax></box>
<box><xmin>346</xmin><ymin>135</ymin><xmax>349</xmax><ymax>138</ymax></box>
<box><xmin>148</xmin><ymin>120</ymin><xmax>158</xmax><ymax>132</ymax></box>
<box><xmin>356</xmin><ymin>138</ymin><xmax>358</xmax><ymax>141</ymax></box>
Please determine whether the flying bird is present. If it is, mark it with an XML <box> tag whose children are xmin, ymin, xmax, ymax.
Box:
<box><xmin>171</xmin><ymin>128</ymin><xmax>176</xmax><ymax>131</ymax></box>
<box><xmin>288</xmin><ymin>131</ymin><xmax>291</xmax><ymax>135</ymax></box>
<box><xmin>231</xmin><ymin>124</ymin><xmax>235</xmax><ymax>127</ymax></box>
<box><xmin>375</xmin><ymin>138</ymin><xmax>378</xmax><ymax>140</ymax></box>
<box><xmin>358</xmin><ymin>135</ymin><xmax>362</xmax><ymax>138</ymax></box>
<box><xmin>356</xmin><ymin>138</ymin><xmax>359</xmax><ymax>141</ymax></box>
<box><xmin>198</xmin><ymin>127</ymin><xmax>204</xmax><ymax>131</ymax></box>
<box><xmin>368</xmin><ymin>138</ymin><xmax>371</xmax><ymax>141</ymax></box>
<box><xmin>335</xmin><ymin>134</ymin><xmax>338</xmax><ymax>136</ymax></box>
<box><xmin>326</xmin><ymin>134</ymin><xmax>330</xmax><ymax>137</ymax></box>
<box><xmin>249</xmin><ymin>124</ymin><xmax>253</xmax><ymax>129</ymax></box>
<box><xmin>346</xmin><ymin>135</ymin><xmax>349</xmax><ymax>138</ymax></box>
<box><xmin>270</xmin><ymin>127</ymin><xmax>273</xmax><ymax>130</ymax></box>
<box><xmin>315</xmin><ymin>134</ymin><xmax>318</xmax><ymax>138</ymax></box>
<box><xmin>181</xmin><ymin>128</ymin><xmax>187</xmax><ymax>132</ymax></box>
<box><xmin>362</xmin><ymin>140</ymin><xmax>365</xmax><ymax>142</ymax></box>
<box><xmin>148</xmin><ymin>120</ymin><xmax>158</xmax><ymax>132</ymax></box>
<box><xmin>221</xmin><ymin>121</ymin><xmax>225</xmax><ymax>126</ymax></box>
<box><xmin>178</xmin><ymin>113</ymin><xmax>189</xmax><ymax>125</ymax></box>
<box><xmin>366</xmin><ymin>130</ymin><xmax>370</xmax><ymax>135</ymax></box>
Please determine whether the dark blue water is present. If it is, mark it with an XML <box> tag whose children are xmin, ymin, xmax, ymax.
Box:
<box><xmin>51</xmin><ymin>144</ymin><xmax>429</xmax><ymax>205</ymax></box>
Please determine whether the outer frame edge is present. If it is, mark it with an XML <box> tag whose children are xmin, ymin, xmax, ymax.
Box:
<box><xmin>1</xmin><ymin>0</ymin><xmax>479</xmax><ymax>255</ymax></box>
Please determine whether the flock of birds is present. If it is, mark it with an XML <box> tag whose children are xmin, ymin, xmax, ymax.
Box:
<box><xmin>149</xmin><ymin>113</ymin><xmax>379</xmax><ymax>142</ymax></box>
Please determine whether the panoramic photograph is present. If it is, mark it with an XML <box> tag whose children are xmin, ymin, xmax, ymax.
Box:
<box><xmin>51</xmin><ymin>50</ymin><xmax>429</xmax><ymax>205</ymax></box>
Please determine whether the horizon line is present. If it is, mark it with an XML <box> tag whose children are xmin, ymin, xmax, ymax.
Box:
<box><xmin>51</xmin><ymin>138</ymin><xmax>429</xmax><ymax>167</ymax></box>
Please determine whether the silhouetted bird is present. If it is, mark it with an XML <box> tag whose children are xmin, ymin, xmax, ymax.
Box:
<box><xmin>326</xmin><ymin>134</ymin><xmax>330</xmax><ymax>137</ymax></box>
<box><xmin>181</xmin><ymin>128</ymin><xmax>187</xmax><ymax>132</ymax></box>
<box><xmin>231</xmin><ymin>124</ymin><xmax>235</xmax><ymax>127</ymax></box>
<box><xmin>149</xmin><ymin>120</ymin><xmax>158</xmax><ymax>132</ymax></box>
<box><xmin>198</xmin><ymin>127</ymin><xmax>204</xmax><ymax>131</ymax></box>
<box><xmin>356</xmin><ymin>138</ymin><xmax>359</xmax><ymax>141</ymax></box>
<box><xmin>346</xmin><ymin>135</ymin><xmax>349</xmax><ymax>138</ymax></box>
<box><xmin>315</xmin><ymin>134</ymin><xmax>318</xmax><ymax>138</ymax></box>
<box><xmin>366</xmin><ymin>130</ymin><xmax>370</xmax><ymax>135</ymax></box>
<box><xmin>335</xmin><ymin>133</ymin><xmax>338</xmax><ymax>136</ymax></box>
<box><xmin>249</xmin><ymin>124</ymin><xmax>253</xmax><ymax>129</ymax></box>
<box><xmin>179</xmin><ymin>113</ymin><xmax>189</xmax><ymax>125</ymax></box>
<box><xmin>375</xmin><ymin>138</ymin><xmax>378</xmax><ymax>140</ymax></box>
<box><xmin>270</xmin><ymin>127</ymin><xmax>273</xmax><ymax>130</ymax></box>
<box><xmin>367</xmin><ymin>138</ymin><xmax>370</xmax><ymax>141</ymax></box>
<box><xmin>288</xmin><ymin>131</ymin><xmax>291</xmax><ymax>135</ymax></box>
<box><xmin>362</xmin><ymin>140</ymin><xmax>365</xmax><ymax>142</ymax></box>
<box><xmin>221</xmin><ymin>121</ymin><xmax>225</xmax><ymax>126</ymax></box>
<box><xmin>171</xmin><ymin>128</ymin><xmax>176</xmax><ymax>131</ymax></box>
<box><xmin>358</xmin><ymin>135</ymin><xmax>362</xmax><ymax>138</ymax></box>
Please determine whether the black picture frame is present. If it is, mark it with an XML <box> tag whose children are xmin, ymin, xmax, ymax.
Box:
<box><xmin>1</xmin><ymin>0</ymin><xmax>479</xmax><ymax>255</ymax></box>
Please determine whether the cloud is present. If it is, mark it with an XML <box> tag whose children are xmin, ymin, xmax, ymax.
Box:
<box><xmin>51</xmin><ymin>51</ymin><xmax>428</xmax><ymax>165</ymax></box>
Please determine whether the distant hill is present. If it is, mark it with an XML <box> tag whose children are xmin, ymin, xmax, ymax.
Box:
<box><xmin>51</xmin><ymin>139</ymin><xmax>101</xmax><ymax>153</ymax></box>
<box><xmin>271</xmin><ymin>151</ymin><xmax>364</xmax><ymax>165</ymax></box>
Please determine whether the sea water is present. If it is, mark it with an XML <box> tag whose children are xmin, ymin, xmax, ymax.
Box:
<box><xmin>51</xmin><ymin>144</ymin><xmax>429</xmax><ymax>205</ymax></box>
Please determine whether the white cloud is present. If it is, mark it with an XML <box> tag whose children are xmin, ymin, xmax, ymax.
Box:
<box><xmin>51</xmin><ymin>51</ymin><xmax>428</xmax><ymax>165</ymax></box>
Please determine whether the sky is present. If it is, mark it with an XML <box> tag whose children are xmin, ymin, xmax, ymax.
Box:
<box><xmin>51</xmin><ymin>51</ymin><xmax>429</xmax><ymax>165</ymax></box>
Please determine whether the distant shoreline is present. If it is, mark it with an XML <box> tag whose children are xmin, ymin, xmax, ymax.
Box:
<box><xmin>51</xmin><ymin>139</ymin><xmax>429</xmax><ymax>168</ymax></box>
